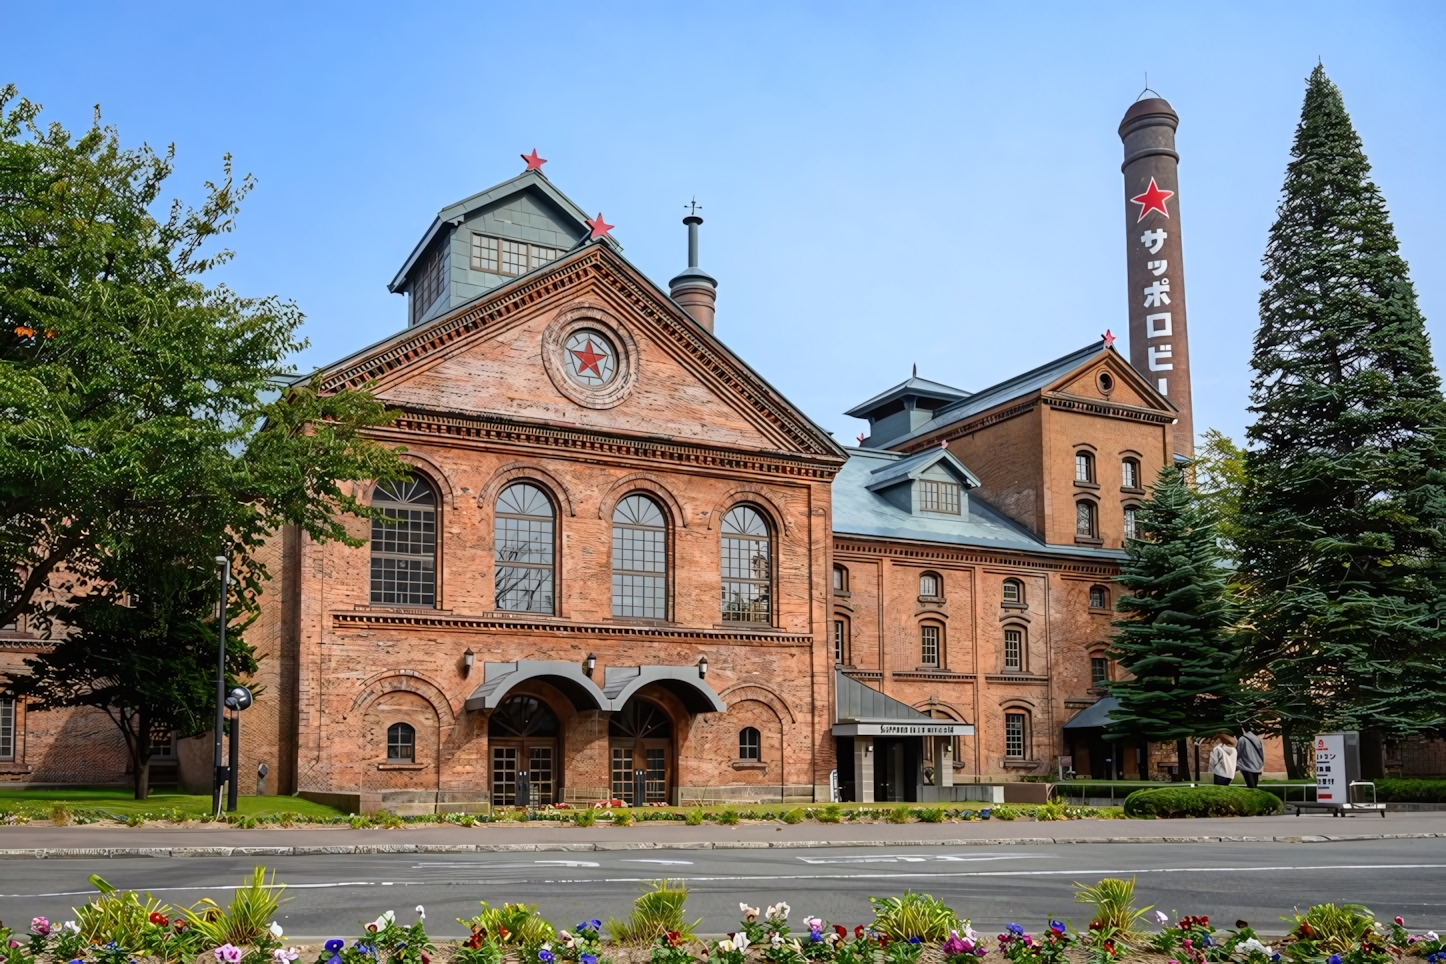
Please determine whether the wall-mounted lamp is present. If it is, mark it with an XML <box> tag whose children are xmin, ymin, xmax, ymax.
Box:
<box><xmin>697</xmin><ymin>654</ymin><xmax>708</xmax><ymax>679</ymax></box>
<box><xmin>462</xmin><ymin>648</ymin><xmax>475</xmax><ymax>677</ymax></box>
<box><xmin>865</xmin><ymin>742</ymin><xmax>873</xmax><ymax>754</ymax></box>
<box><xmin>584</xmin><ymin>653</ymin><xmax>597</xmax><ymax>677</ymax></box>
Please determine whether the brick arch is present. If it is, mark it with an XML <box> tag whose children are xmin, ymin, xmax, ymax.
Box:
<box><xmin>912</xmin><ymin>698</ymin><xmax>971</xmax><ymax>724</ymax></box>
<box><xmin>479</xmin><ymin>462</ymin><xmax>576</xmax><ymax>517</ymax></box>
<box><xmin>996</xmin><ymin>696</ymin><xmax>1037</xmax><ymax>710</ymax></box>
<box><xmin>360</xmin><ymin>454</ymin><xmax>455</xmax><ymax>509</ymax></box>
<box><xmin>707</xmin><ymin>487</ymin><xmax>792</xmax><ymax>535</ymax></box>
<box><xmin>597</xmin><ymin>475</ymin><xmax>688</xmax><ymax>528</ymax></box>
<box><xmin>350</xmin><ymin>670</ymin><xmax>458</xmax><ymax>728</ymax></box>
<box><xmin>718</xmin><ymin>682</ymin><xmax>796</xmax><ymax>724</ymax></box>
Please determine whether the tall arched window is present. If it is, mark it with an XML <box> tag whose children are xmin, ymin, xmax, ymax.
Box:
<box><xmin>1123</xmin><ymin>505</ymin><xmax>1139</xmax><ymax>542</ymax></box>
<box><xmin>1075</xmin><ymin>451</ymin><xmax>1095</xmax><ymax>483</ymax></box>
<box><xmin>1121</xmin><ymin>457</ymin><xmax>1141</xmax><ymax>490</ymax></box>
<box><xmin>920</xmin><ymin>622</ymin><xmax>942</xmax><ymax>667</ymax></box>
<box><xmin>1003</xmin><ymin>626</ymin><xmax>1025</xmax><ymax>672</ymax></box>
<box><xmin>495</xmin><ymin>482</ymin><xmax>556</xmax><ymax>613</ymax></box>
<box><xmin>612</xmin><ymin>494</ymin><xmax>667</xmax><ymax>619</ymax></box>
<box><xmin>1004</xmin><ymin>710</ymin><xmax>1029</xmax><ymax>760</ymax></box>
<box><xmin>370</xmin><ymin>476</ymin><xmax>438</xmax><ymax>607</ymax></box>
<box><xmin>386</xmin><ymin>722</ymin><xmax>415</xmax><ymax>763</ymax></box>
<box><xmin>739</xmin><ymin>727</ymin><xmax>761</xmax><ymax>760</ymax></box>
<box><xmin>1076</xmin><ymin>500</ymin><xmax>1097</xmax><ymax>538</ymax></box>
<box><xmin>721</xmin><ymin>505</ymin><xmax>771</xmax><ymax>623</ymax></box>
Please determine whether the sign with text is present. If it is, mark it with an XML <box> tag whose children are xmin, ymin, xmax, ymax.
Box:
<box><xmin>1314</xmin><ymin>732</ymin><xmax>1346</xmax><ymax>803</ymax></box>
<box><xmin>832</xmin><ymin>722</ymin><xmax>975</xmax><ymax>737</ymax></box>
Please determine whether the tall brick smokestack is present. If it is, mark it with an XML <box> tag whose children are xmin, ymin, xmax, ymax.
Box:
<box><xmin>1119</xmin><ymin>95</ymin><xmax>1193</xmax><ymax>458</ymax></box>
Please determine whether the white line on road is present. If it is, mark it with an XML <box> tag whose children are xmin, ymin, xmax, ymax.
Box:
<box><xmin>797</xmin><ymin>854</ymin><xmax>1052</xmax><ymax>864</ymax></box>
<box><xmin>621</xmin><ymin>859</ymin><xmax>696</xmax><ymax>865</ymax></box>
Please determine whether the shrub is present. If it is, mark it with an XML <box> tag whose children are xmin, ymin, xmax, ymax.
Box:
<box><xmin>613</xmin><ymin>808</ymin><xmax>635</xmax><ymax>827</ymax></box>
<box><xmin>184</xmin><ymin>866</ymin><xmax>286</xmax><ymax>947</ymax></box>
<box><xmin>1074</xmin><ymin>876</ymin><xmax>1152</xmax><ymax>945</ymax></box>
<box><xmin>77</xmin><ymin>875</ymin><xmax>175</xmax><ymax>947</ymax></box>
<box><xmin>1374</xmin><ymin>778</ymin><xmax>1446</xmax><ymax>803</ymax></box>
<box><xmin>605</xmin><ymin>880</ymin><xmax>698</xmax><ymax>944</ymax></box>
<box><xmin>817</xmin><ymin>804</ymin><xmax>843</xmax><ymax>823</ymax></box>
<box><xmin>467</xmin><ymin>902</ymin><xmax>554</xmax><ymax>948</ymax></box>
<box><xmin>917</xmin><ymin>806</ymin><xmax>946</xmax><ymax>823</ymax></box>
<box><xmin>684</xmin><ymin>809</ymin><xmax>703</xmax><ymax>826</ymax></box>
<box><xmin>1036</xmin><ymin>801</ymin><xmax>1066</xmax><ymax>821</ymax></box>
<box><xmin>781</xmin><ymin>808</ymin><xmax>803</xmax><ymax>824</ymax></box>
<box><xmin>991</xmin><ymin>804</ymin><xmax>1019</xmax><ymax>820</ymax></box>
<box><xmin>869</xmin><ymin>891</ymin><xmax>963</xmax><ymax>940</ymax></box>
<box><xmin>1123</xmin><ymin>785</ymin><xmax>1283</xmax><ymax>818</ymax></box>
<box><xmin>1283</xmin><ymin>904</ymin><xmax>1377</xmax><ymax>958</ymax></box>
<box><xmin>886</xmin><ymin>805</ymin><xmax>911</xmax><ymax>824</ymax></box>
<box><xmin>715</xmin><ymin>807</ymin><xmax>740</xmax><ymax>826</ymax></box>
<box><xmin>573</xmin><ymin>807</ymin><xmax>597</xmax><ymax>828</ymax></box>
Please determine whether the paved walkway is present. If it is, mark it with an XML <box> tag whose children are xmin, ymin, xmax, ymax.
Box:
<box><xmin>2</xmin><ymin>809</ymin><xmax>1442</xmax><ymax>858</ymax></box>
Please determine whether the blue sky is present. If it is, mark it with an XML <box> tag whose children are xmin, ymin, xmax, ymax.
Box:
<box><xmin>8</xmin><ymin>2</ymin><xmax>1444</xmax><ymax>447</ymax></box>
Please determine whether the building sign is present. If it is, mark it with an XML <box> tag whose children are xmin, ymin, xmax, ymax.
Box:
<box><xmin>832</xmin><ymin>722</ymin><xmax>974</xmax><ymax>737</ymax></box>
<box><xmin>1314</xmin><ymin>732</ymin><xmax>1345</xmax><ymax>803</ymax></box>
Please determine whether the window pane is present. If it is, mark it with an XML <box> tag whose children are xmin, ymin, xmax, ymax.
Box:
<box><xmin>612</xmin><ymin>495</ymin><xmax>667</xmax><ymax>619</ymax></box>
<box><xmin>1123</xmin><ymin>507</ymin><xmax>1138</xmax><ymax>541</ymax></box>
<box><xmin>1122</xmin><ymin>459</ymin><xmax>1138</xmax><ymax>489</ymax></box>
<box><xmin>833</xmin><ymin>620</ymin><xmax>845</xmax><ymax>664</ymax></box>
<box><xmin>920</xmin><ymin>573</ymin><xmax>939</xmax><ymax>597</ymax></box>
<box><xmin>387</xmin><ymin>723</ymin><xmax>415</xmax><ymax>763</ymax></box>
<box><xmin>1002</xmin><ymin>580</ymin><xmax>1020</xmax><ymax>604</ymax></box>
<box><xmin>1076</xmin><ymin>501</ymin><xmax>1095</xmax><ymax>536</ymax></box>
<box><xmin>531</xmin><ymin>245</ymin><xmax>560</xmax><ymax>267</ymax></box>
<box><xmin>919</xmin><ymin>480</ymin><xmax>961</xmax><ymax>514</ymax></box>
<box><xmin>611</xmin><ymin>748</ymin><xmax>633</xmax><ymax>804</ymax></box>
<box><xmin>0</xmin><ymin>698</ymin><xmax>13</xmax><ymax>761</ymax></box>
<box><xmin>921</xmin><ymin>625</ymin><xmax>939</xmax><ymax>666</ymax></box>
<box><xmin>471</xmin><ymin>234</ymin><xmax>499</xmax><ymax>272</ymax></box>
<box><xmin>1004</xmin><ymin>630</ymin><xmax>1022</xmax><ymax>671</ymax></box>
<box><xmin>500</xmin><ymin>240</ymin><xmax>528</xmax><ymax>275</ymax></box>
<box><xmin>721</xmin><ymin>507</ymin><xmax>770</xmax><ymax>622</ymax></box>
<box><xmin>493</xmin><ymin>747</ymin><xmax>518</xmax><ymax>806</ymax></box>
<box><xmin>645</xmin><ymin>749</ymin><xmax>667</xmax><ymax>803</ymax></box>
<box><xmin>1076</xmin><ymin>453</ymin><xmax>1093</xmax><ymax>483</ymax></box>
<box><xmin>529</xmin><ymin>747</ymin><xmax>554</xmax><ymax>805</ymax></box>
<box><xmin>1091</xmin><ymin>657</ymin><xmax>1109</xmax><ymax>685</ymax></box>
<box><xmin>496</xmin><ymin>483</ymin><xmax>555</xmax><ymax>613</ymax></box>
<box><xmin>1005</xmin><ymin>713</ymin><xmax>1026</xmax><ymax>758</ymax></box>
<box><xmin>740</xmin><ymin>728</ymin><xmax>760</xmax><ymax>760</ymax></box>
<box><xmin>371</xmin><ymin>478</ymin><xmax>437</xmax><ymax>607</ymax></box>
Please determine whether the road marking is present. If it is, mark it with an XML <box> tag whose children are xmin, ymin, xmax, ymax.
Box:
<box><xmin>797</xmin><ymin>854</ymin><xmax>1051</xmax><ymax>865</ymax></box>
<box><xmin>535</xmin><ymin>860</ymin><xmax>601</xmax><ymax>867</ymax></box>
<box><xmin>621</xmin><ymin>859</ymin><xmax>695</xmax><ymax>866</ymax></box>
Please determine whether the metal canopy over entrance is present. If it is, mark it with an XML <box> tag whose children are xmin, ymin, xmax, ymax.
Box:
<box><xmin>832</xmin><ymin>670</ymin><xmax>974</xmax><ymax>804</ymax></box>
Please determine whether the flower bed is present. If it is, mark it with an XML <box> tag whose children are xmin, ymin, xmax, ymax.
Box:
<box><xmin>1</xmin><ymin>870</ymin><xmax>1439</xmax><ymax>964</ymax></box>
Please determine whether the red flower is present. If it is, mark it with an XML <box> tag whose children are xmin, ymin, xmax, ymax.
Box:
<box><xmin>149</xmin><ymin>913</ymin><xmax>169</xmax><ymax>926</ymax></box>
<box><xmin>667</xmin><ymin>932</ymin><xmax>683</xmax><ymax>948</ymax></box>
<box><xmin>855</xmin><ymin>927</ymin><xmax>865</xmax><ymax>940</ymax></box>
<box><xmin>14</xmin><ymin>326</ymin><xmax>35</xmax><ymax>338</ymax></box>
<box><xmin>834</xmin><ymin>926</ymin><xmax>848</xmax><ymax>939</ymax></box>
<box><xmin>1395</xmin><ymin>917</ymin><xmax>1405</xmax><ymax>926</ymax></box>
<box><xmin>174</xmin><ymin>920</ymin><xmax>188</xmax><ymax>932</ymax></box>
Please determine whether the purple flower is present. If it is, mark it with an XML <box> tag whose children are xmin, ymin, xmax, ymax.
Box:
<box><xmin>581</xmin><ymin>956</ymin><xmax>598</xmax><ymax>964</ymax></box>
<box><xmin>539</xmin><ymin>951</ymin><xmax>555</xmax><ymax>964</ymax></box>
<box><xmin>1328</xmin><ymin>956</ymin><xmax>1342</xmax><ymax>964</ymax></box>
<box><xmin>325</xmin><ymin>941</ymin><xmax>345</xmax><ymax>953</ymax></box>
<box><xmin>215</xmin><ymin>945</ymin><xmax>243</xmax><ymax>964</ymax></box>
<box><xmin>942</xmin><ymin>935</ymin><xmax>968</xmax><ymax>956</ymax></box>
<box><xmin>1050</xmin><ymin>921</ymin><xmax>1065</xmax><ymax>935</ymax></box>
<box><xmin>329</xmin><ymin>956</ymin><xmax>342</xmax><ymax>964</ymax></box>
<box><xmin>1006</xmin><ymin>924</ymin><xmax>1024</xmax><ymax>938</ymax></box>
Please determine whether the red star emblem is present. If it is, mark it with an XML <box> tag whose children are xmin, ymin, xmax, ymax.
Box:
<box><xmin>521</xmin><ymin>149</ymin><xmax>547</xmax><ymax>171</ymax></box>
<box><xmin>570</xmin><ymin>338</ymin><xmax>607</xmax><ymax>376</ymax></box>
<box><xmin>586</xmin><ymin>212</ymin><xmax>615</xmax><ymax>240</ymax></box>
<box><xmin>1102</xmin><ymin>329</ymin><xmax>1116</xmax><ymax>348</ymax></box>
<box><xmin>1129</xmin><ymin>177</ymin><xmax>1174</xmax><ymax>222</ymax></box>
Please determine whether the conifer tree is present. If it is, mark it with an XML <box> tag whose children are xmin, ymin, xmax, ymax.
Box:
<box><xmin>1238</xmin><ymin>65</ymin><xmax>1446</xmax><ymax>771</ymax></box>
<box><xmin>1106</xmin><ymin>465</ymin><xmax>1240</xmax><ymax>778</ymax></box>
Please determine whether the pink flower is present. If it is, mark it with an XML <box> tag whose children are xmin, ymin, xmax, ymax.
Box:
<box><xmin>216</xmin><ymin>945</ymin><xmax>243</xmax><ymax>964</ymax></box>
<box><xmin>31</xmin><ymin>918</ymin><xmax>51</xmax><ymax>937</ymax></box>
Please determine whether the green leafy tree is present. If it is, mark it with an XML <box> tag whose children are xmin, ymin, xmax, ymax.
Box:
<box><xmin>1106</xmin><ymin>465</ymin><xmax>1241</xmax><ymax>778</ymax></box>
<box><xmin>0</xmin><ymin>87</ymin><xmax>406</xmax><ymax>795</ymax></box>
<box><xmin>1237</xmin><ymin>65</ymin><xmax>1446</xmax><ymax>773</ymax></box>
<box><xmin>1193</xmin><ymin>429</ymin><xmax>1247</xmax><ymax>562</ymax></box>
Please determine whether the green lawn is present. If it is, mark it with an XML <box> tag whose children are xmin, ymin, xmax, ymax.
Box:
<box><xmin>0</xmin><ymin>787</ymin><xmax>344</xmax><ymax>819</ymax></box>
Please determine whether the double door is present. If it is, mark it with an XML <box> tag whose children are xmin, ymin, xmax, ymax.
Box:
<box><xmin>492</xmin><ymin>740</ymin><xmax>556</xmax><ymax>806</ymax></box>
<box><xmin>611</xmin><ymin>742</ymin><xmax>668</xmax><ymax>804</ymax></box>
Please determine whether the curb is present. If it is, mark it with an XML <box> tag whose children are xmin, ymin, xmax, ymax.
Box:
<box><xmin>0</xmin><ymin>831</ymin><xmax>1440</xmax><ymax>859</ymax></box>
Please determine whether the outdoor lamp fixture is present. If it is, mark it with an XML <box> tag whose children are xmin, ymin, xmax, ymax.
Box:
<box><xmin>697</xmin><ymin>654</ymin><xmax>708</xmax><ymax>679</ymax></box>
<box><xmin>584</xmin><ymin>653</ymin><xmax>597</xmax><ymax>677</ymax></box>
<box><xmin>462</xmin><ymin>648</ymin><xmax>475</xmax><ymax>677</ymax></box>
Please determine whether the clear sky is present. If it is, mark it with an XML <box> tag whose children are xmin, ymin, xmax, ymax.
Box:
<box><xmin>7</xmin><ymin>2</ymin><xmax>1443</xmax><ymax>447</ymax></box>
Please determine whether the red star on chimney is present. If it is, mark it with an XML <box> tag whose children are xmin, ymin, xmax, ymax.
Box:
<box><xmin>1129</xmin><ymin>177</ymin><xmax>1174</xmax><ymax>222</ymax></box>
<box><xmin>521</xmin><ymin>149</ymin><xmax>547</xmax><ymax>172</ymax></box>
<box><xmin>586</xmin><ymin>213</ymin><xmax>615</xmax><ymax>240</ymax></box>
<box><xmin>1102</xmin><ymin>329</ymin><xmax>1116</xmax><ymax>348</ymax></box>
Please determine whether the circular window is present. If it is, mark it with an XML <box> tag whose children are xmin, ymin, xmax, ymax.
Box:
<box><xmin>564</xmin><ymin>329</ymin><xmax>617</xmax><ymax>386</ymax></box>
<box><xmin>1097</xmin><ymin>370</ymin><xmax>1115</xmax><ymax>394</ymax></box>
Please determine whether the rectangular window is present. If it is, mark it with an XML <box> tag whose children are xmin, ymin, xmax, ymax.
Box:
<box><xmin>1004</xmin><ymin>712</ymin><xmax>1026</xmax><ymax>759</ymax></box>
<box><xmin>1076</xmin><ymin>453</ymin><xmax>1094</xmax><ymax>483</ymax></box>
<box><xmin>1123</xmin><ymin>507</ymin><xmax>1139</xmax><ymax>542</ymax></box>
<box><xmin>1076</xmin><ymin>501</ymin><xmax>1096</xmax><ymax>537</ymax></box>
<box><xmin>1091</xmin><ymin>657</ymin><xmax>1109</xmax><ymax>686</ymax></box>
<box><xmin>833</xmin><ymin>619</ymin><xmax>846</xmax><ymax>664</ymax></box>
<box><xmin>531</xmin><ymin>244</ymin><xmax>560</xmax><ymax>267</ymax></box>
<box><xmin>0</xmin><ymin>697</ymin><xmax>14</xmax><ymax>761</ymax></box>
<box><xmin>470</xmin><ymin>233</ymin><xmax>499</xmax><ymax>272</ymax></box>
<box><xmin>411</xmin><ymin>239</ymin><xmax>449</xmax><ymax>324</ymax></box>
<box><xmin>918</xmin><ymin>480</ymin><xmax>961</xmax><ymax>514</ymax></box>
<box><xmin>611</xmin><ymin>748</ymin><xmax>634</xmax><ymax>804</ymax></box>
<box><xmin>1003</xmin><ymin>629</ymin><xmax>1023</xmax><ymax>672</ymax></box>
<box><xmin>1121</xmin><ymin>459</ymin><xmax>1139</xmax><ymax>489</ymax></box>
<box><xmin>501</xmin><ymin>240</ymin><xmax>529</xmax><ymax>275</ymax></box>
<box><xmin>921</xmin><ymin>625</ymin><xmax>940</xmax><ymax>667</ymax></box>
<box><xmin>370</xmin><ymin>506</ymin><xmax>437</xmax><ymax>607</ymax></box>
<box><xmin>611</xmin><ymin>524</ymin><xmax>666</xmax><ymax>619</ymax></box>
<box><xmin>492</xmin><ymin>747</ymin><xmax>517</xmax><ymax>806</ymax></box>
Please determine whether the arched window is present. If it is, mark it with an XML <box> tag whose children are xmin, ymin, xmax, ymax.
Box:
<box><xmin>1002</xmin><ymin>578</ymin><xmax>1024</xmax><ymax>605</ymax></box>
<box><xmin>386</xmin><ymin>722</ymin><xmax>415</xmax><ymax>763</ymax></box>
<box><xmin>370</xmin><ymin>476</ymin><xmax>437</xmax><ymax>607</ymax></box>
<box><xmin>1089</xmin><ymin>585</ymin><xmax>1108</xmax><ymax>609</ymax></box>
<box><xmin>612</xmin><ymin>494</ymin><xmax>667</xmax><ymax>619</ymax></box>
<box><xmin>1091</xmin><ymin>653</ymin><xmax>1111</xmax><ymax>687</ymax></box>
<box><xmin>833</xmin><ymin>615</ymin><xmax>850</xmax><ymax>665</ymax></box>
<box><xmin>1076</xmin><ymin>500</ymin><xmax>1097</xmax><ymax>538</ymax></box>
<box><xmin>739</xmin><ymin>727</ymin><xmax>761</xmax><ymax>760</ymax></box>
<box><xmin>495</xmin><ymin>482</ymin><xmax>555</xmax><ymax>613</ymax></box>
<box><xmin>1003</xmin><ymin>626</ymin><xmax>1025</xmax><ymax>672</ymax></box>
<box><xmin>920</xmin><ymin>622</ymin><xmax>942</xmax><ymax>667</ymax></box>
<box><xmin>833</xmin><ymin>565</ymin><xmax>848</xmax><ymax>593</ymax></box>
<box><xmin>610</xmin><ymin>699</ymin><xmax>673</xmax><ymax>805</ymax></box>
<box><xmin>1123</xmin><ymin>505</ymin><xmax>1139</xmax><ymax>542</ymax></box>
<box><xmin>1075</xmin><ymin>451</ymin><xmax>1095</xmax><ymax>484</ymax></box>
<box><xmin>919</xmin><ymin>571</ymin><xmax>941</xmax><ymax>598</ymax></box>
<box><xmin>1121</xmin><ymin>457</ymin><xmax>1141</xmax><ymax>490</ymax></box>
<box><xmin>1004</xmin><ymin>710</ymin><xmax>1029</xmax><ymax>760</ymax></box>
<box><xmin>721</xmin><ymin>505</ymin><xmax>771</xmax><ymax>623</ymax></box>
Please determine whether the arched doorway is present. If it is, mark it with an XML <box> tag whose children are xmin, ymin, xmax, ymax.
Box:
<box><xmin>609</xmin><ymin>698</ymin><xmax>672</xmax><ymax>804</ymax></box>
<box><xmin>489</xmin><ymin>695</ymin><xmax>560</xmax><ymax>805</ymax></box>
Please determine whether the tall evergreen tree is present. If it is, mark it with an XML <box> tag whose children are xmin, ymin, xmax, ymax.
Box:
<box><xmin>1238</xmin><ymin>65</ymin><xmax>1446</xmax><ymax>772</ymax></box>
<box><xmin>1106</xmin><ymin>465</ymin><xmax>1240</xmax><ymax>778</ymax></box>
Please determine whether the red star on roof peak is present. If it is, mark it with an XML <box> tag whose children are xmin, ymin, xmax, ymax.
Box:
<box><xmin>1102</xmin><ymin>329</ymin><xmax>1116</xmax><ymax>348</ymax></box>
<box><xmin>586</xmin><ymin>212</ymin><xmax>615</xmax><ymax>240</ymax></box>
<box><xmin>939</xmin><ymin>439</ymin><xmax>949</xmax><ymax>450</ymax></box>
<box><xmin>521</xmin><ymin>149</ymin><xmax>547</xmax><ymax>172</ymax></box>
<box><xmin>1129</xmin><ymin>177</ymin><xmax>1174</xmax><ymax>222</ymax></box>
<box><xmin>570</xmin><ymin>338</ymin><xmax>608</xmax><ymax>376</ymax></box>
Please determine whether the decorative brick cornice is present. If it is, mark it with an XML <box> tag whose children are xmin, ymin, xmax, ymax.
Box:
<box><xmin>984</xmin><ymin>674</ymin><xmax>1051</xmax><ymax>684</ymax></box>
<box><xmin>898</xmin><ymin>400</ymin><xmax>1039</xmax><ymax>453</ymax></box>
<box><xmin>841</xmin><ymin>669</ymin><xmax>883</xmax><ymax>681</ymax></box>
<box><xmin>1040</xmin><ymin>392</ymin><xmax>1176</xmax><ymax>424</ymax></box>
<box><xmin>377</xmin><ymin>406</ymin><xmax>843</xmax><ymax>481</ymax></box>
<box><xmin>332</xmin><ymin>609</ymin><xmax>815</xmax><ymax>647</ymax></box>
<box><xmin>892</xmin><ymin>671</ymin><xmax>977</xmax><ymax>682</ymax></box>
<box><xmin>832</xmin><ymin>537</ymin><xmax>1120</xmax><ymax>577</ymax></box>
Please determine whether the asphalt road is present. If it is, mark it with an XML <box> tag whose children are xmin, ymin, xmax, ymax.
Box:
<box><xmin>3</xmin><ymin>838</ymin><xmax>1444</xmax><ymax>938</ymax></box>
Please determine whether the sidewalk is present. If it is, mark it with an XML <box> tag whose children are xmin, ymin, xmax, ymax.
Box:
<box><xmin>3</xmin><ymin>810</ymin><xmax>1443</xmax><ymax>858</ymax></box>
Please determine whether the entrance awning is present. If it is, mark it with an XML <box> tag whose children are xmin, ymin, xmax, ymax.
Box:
<box><xmin>603</xmin><ymin>666</ymin><xmax>727</xmax><ymax>714</ymax></box>
<box><xmin>466</xmin><ymin>661</ymin><xmax>727</xmax><ymax>714</ymax></box>
<box><xmin>831</xmin><ymin>670</ymin><xmax>973</xmax><ymax>736</ymax></box>
<box><xmin>1063</xmin><ymin>696</ymin><xmax>1120</xmax><ymax>729</ymax></box>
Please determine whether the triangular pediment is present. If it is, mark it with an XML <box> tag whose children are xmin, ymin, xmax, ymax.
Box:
<box><xmin>1047</xmin><ymin>346</ymin><xmax>1175</xmax><ymax>414</ymax></box>
<box><xmin>319</xmin><ymin>242</ymin><xmax>845</xmax><ymax>461</ymax></box>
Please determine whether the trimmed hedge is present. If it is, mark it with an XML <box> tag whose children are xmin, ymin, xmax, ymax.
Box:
<box><xmin>1123</xmin><ymin>784</ymin><xmax>1284</xmax><ymax>818</ymax></box>
<box><xmin>1375</xmin><ymin>778</ymin><xmax>1446</xmax><ymax>803</ymax></box>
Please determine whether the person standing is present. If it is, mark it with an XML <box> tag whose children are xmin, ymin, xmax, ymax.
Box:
<box><xmin>1237</xmin><ymin>728</ymin><xmax>1265</xmax><ymax>788</ymax></box>
<box><xmin>1208</xmin><ymin>733</ymin><xmax>1238</xmax><ymax>786</ymax></box>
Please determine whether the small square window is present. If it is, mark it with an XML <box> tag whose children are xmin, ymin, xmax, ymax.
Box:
<box><xmin>1002</xmin><ymin>580</ymin><xmax>1022</xmax><ymax>605</ymax></box>
<box><xmin>471</xmin><ymin>234</ymin><xmax>499</xmax><ymax>272</ymax></box>
<box><xmin>920</xmin><ymin>572</ymin><xmax>940</xmax><ymax>598</ymax></box>
<box><xmin>1089</xmin><ymin>585</ymin><xmax>1107</xmax><ymax>609</ymax></box>
<box><xmin>501</xmin><ymin>240</ymin><xmax>528</xmax><ymax>275</ymax></box>
<box><xmin>919</xmin><ymin>480</ymin><xmax>961</xmax><ymax>514</ymax></box>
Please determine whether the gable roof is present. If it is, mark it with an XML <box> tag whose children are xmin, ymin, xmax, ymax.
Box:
<box><xmin>865</xmin><ymin>445</ymin><xmax>981</xmax><ymax>492</ymax></box>
<box><xmin>886</xmin><ymin>342</ymin><xmax>1174</xmax><ymax>449</ymax></box>
<box><xmin>388</xmin><ymin>170</ymin><xmax>605</xmax><ymax>294</ymax></box>
<box><xmin>832</xmin><ymin>446</ymin><xmax>1125</xmax><ymax>560</ymax></box>
<box><xmin>844</xmin><ymin>374</ymin><xmax>971</xmax><ymax>420</ymax></box>
<box><xmin>314</xmin><ymin>237</ymin><xmax>847</xmax><ymax>462</ymax></box>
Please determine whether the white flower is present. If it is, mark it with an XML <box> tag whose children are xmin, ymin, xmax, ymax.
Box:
<box><xmin>964</xmin><ymin>926</ymin><xmax>977</xmax><ymax>943</ymax></box>
<box><xmin>741</xmin><ymin>906</ymin><xmax>759</xmax><ymax>922</ymax></box>
<box><xmin>1237</xmin><ymin>938</ymin><xmax>1269</xmax><ymax>958</ymax></box>
<box><xmin>770</xmin><ymin>933</ymin><xmax>782</xmax><ymax>947</ymax></box>
<box><xmin>1156</xmin><ymin>911</ymin><xmax>1169</xmax><ymax>925</ymax></box>
<box><xmin>269</xmin><ymin>923</ymin><xmax>284</xmax><ymax>939</ymax></box>
<box><xmin>735</xmin><ymin>934</ymin><xmax>751</xmax><ymax>952</ymax></box>
<box><xmin>63</xmin><ymin>922</ymin><xmax>80</xmax><ymax>935</ymax></box>
<box><xmin>416</xmin><ymin>906</ymin><xmax>425</xmax><ymax>920</ymax></box>
<box><xmin>1429</xmin><ymin>932</ymin><xmax>1440</xmax><ymax>941</ymax></box>
<box><xmin>805</xmin><ymin>918</ymin><xmax>823</xmax><ymax>931</ymax></box>
<box><xmin>717</xmin><ymin>941</ymin><xmax>734</xmax><ymax>954</ymax></box>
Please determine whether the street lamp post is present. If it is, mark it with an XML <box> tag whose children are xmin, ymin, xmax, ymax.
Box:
<box><xmin>212</xmin><ymin>555</ymin><xmax>230</xmax><ymax>816</ymax></box>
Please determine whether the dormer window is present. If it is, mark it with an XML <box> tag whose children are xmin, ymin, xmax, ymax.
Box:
<box><xmin>471</xmin><ymin>233</ymin><xmax>562</xmax><ymax>277</ymax></box>
<box><xmin>919</xmin><ymin>480</ymin><xmax>961</xmax><ymax>515</ymax></box>
<box><xmin>410</xmin><ymin>239</ymin><xmax>450</xmax><ymax>325</ymax></box>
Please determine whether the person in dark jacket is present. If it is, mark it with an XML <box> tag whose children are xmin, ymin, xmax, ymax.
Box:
<box><xmin>1237</xmin><ymin>727</ymin><xmax>1265</xmax><ymax>788</ymax></box>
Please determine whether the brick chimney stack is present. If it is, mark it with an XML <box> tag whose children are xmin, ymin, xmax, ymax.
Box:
<box><xmin>669</xmin><ymin>210</ymin><xmax>718</xmax><ymax>333</ymax></box>
<box><xmin>1120</xmin><ymin>94</ymin><xmax>1193</xmax><ymax>459</ymax></box>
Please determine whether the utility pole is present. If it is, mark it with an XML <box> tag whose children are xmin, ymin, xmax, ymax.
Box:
<box><xmin>212</xmin><ymin>555</ymin><xmax>230</xmax><ymax>816</ymax></box>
